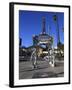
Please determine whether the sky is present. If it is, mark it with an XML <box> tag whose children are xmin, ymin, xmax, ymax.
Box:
<box><xmin>19</xmin><ymin>10</ymin><xmax>64</xmax><ymax>47</ymax></box>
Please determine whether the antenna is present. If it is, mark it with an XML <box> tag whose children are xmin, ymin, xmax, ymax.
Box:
<box><xmin>42</xmin><ymin>17</ymin><xmax>46</xmax><ymax>34</ymax></box>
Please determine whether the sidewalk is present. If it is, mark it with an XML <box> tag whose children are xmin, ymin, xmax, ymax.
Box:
<box><xmin>19</xmin><ymin>60</ymin><xmax>64</xmax><ymax>79</ymax></box>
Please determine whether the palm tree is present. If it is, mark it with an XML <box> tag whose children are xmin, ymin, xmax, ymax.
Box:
<box><xmin>53</xmin><ymin>14</ymin><xmax>60</xmax><ymax>47</ymax></box>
